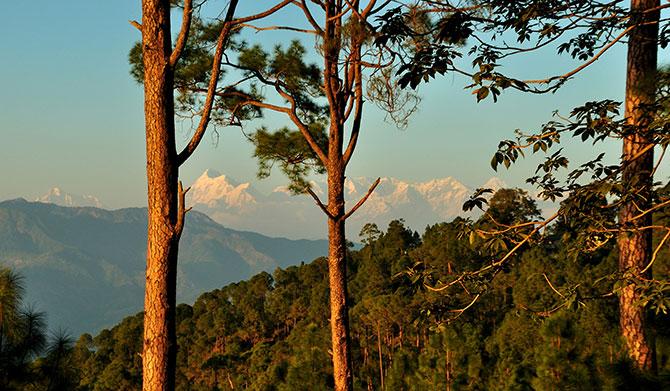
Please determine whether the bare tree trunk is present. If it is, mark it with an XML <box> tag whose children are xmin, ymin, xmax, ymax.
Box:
<box><xmin>138</xmin><ymin>0</ymin><xmax>260</xmax><ymax>388</ymax></box>
<box><xmin>321</xmin><ymin>0</ymin><xmax>356</xmax><ymax>382</ymax></box>
<box><xmin>377</xmin><ymin>321</ymin><xmax>384</xmax><ymax>391</ymax></box>
<box><xmin>327</xmin><ymin>159</ymin><xmax>353</xmax><ymax>390</ymax></box>
<box><xmin>618</xmin><ymin>0</ymin><xmax>659</xmax><ymax>373</ymax></box>
<box><xmin>141</xmin><ymin>1</ymin><xmax>180</xmax><ymax>389</ymax></box>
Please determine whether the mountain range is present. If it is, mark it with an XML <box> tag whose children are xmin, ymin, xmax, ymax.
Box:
<box><xmin>0</xmin><ymin>199</ymin><xmax>327</xmax><ymax>335</ymax></box>
<box><xmin>187</xmin><ymin>169</ymin><xmax>505</xmax><ymax>239</ymax></box>
<box><xmin>10</xmin><ymin>171</ymin><xmax>508</xmax><ymax>335</ymax></box>
<box><xmin>37</xmin><ymin>187</ymin><xmax>103</xmax><ymax>208</ymax></box>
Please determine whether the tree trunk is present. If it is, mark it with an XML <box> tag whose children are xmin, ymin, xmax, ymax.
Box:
<box><xmin>618</xmin><ymin>0</ymin><xmax>659</xmax><ymax>373</ymax></box>
<box><xmin>327</xmin><ymin>161</ymin><xmax>353</xmax><ymax>390</ymax></box>
<box><xmin>445</xmin><ymin>348</ymin><xmax>452</xmax><ymax>391</ymax></box>
<box><xmin>377</xmin><ymin>321</ymin><xmax>384</xmax><ymax>391</ymax></box>
<box><xmin>141</xmin><ymin>1</ymin><xmax>181</xmax><ymax>389</ymax></box>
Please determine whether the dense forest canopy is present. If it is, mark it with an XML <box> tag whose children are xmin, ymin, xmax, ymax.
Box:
<box><xmin>4</xmin><ymin>188</ymin><xmax>668</xmax><ymax>389</ymax></box>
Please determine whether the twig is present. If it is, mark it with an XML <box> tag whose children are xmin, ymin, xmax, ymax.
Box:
<box><xmin>425</xmin><ymin>212</ymin><xmax>559</xmax><ymax>292</ymax></box>
<box><xmin>523</xmin><ymin>25</ymin><xmax>634</xmax><ymax>85</ymax></box>
<box><xmin>543</xmin><ymin>273</ymin><xmax>565</xmax><ymax>298</ymax></box>
<box><xmin>518</xmin><ymin>302</ymin><xmax>567</xmax><ymax>317</ymax></box>
<box><xmin>444</xmin><ymin>294</ymin><xmax>481</xmax><ymax>322</ymax></box>
<box><xmin>175</xmin><ymin>181</ymin><xmax>192</xmax><ymax>237</ymax></box>
<box><xmin>129</xmin><ymin>20</ymin><xmax>142</xmax><ymax>31</ymax></box>
<box><xmin>629</xmin><ymin>198</ymin><xmax>670</xmax><ymax>222</ymax></box>
<box><xmin>448</xmin><ymin>294</ymin><xmax>481</xmax><ymax>314</ymax></box>
<box><xmin>652</xmin><ymin>144</ymin><xmax>667</xmax><ymax>176</ymax></box>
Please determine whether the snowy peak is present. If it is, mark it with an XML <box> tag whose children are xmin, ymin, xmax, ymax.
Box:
<box><xmin>271</xmin><ymin>180</ymin><xmax>326</xmax><ymax>198</ymax></box>
<box><xmin>187</xmin><ymin>169</ymin><xmax>508</xmax><ymax>239</ymax></box>
<box><xmin>37</xmin><ymin>187</ymin><xmax>103</xmax><ymax>208</ymax></box>
<box><xmin>482</xmin><ymin>177</ymin><xmax>507</xmax><ymax>191</ymax></box>
<box><xmin>415</xmin><ymin>177</ymin><xmax>467</xmax><ymax>195</ymax></box>
<box><xmin>27</xmin><ymin>172</ymin><xmax>508</xmax><ymax>239</ymax></box>
<box><xmin>415</xmin><ymin>177</ymin><xmax>468</xmax><ymax>201</ymax></box>
<box><xmin>189</xmin><ymin>169</ymin><xmax>258</xmax><ymax>209</ymax></box>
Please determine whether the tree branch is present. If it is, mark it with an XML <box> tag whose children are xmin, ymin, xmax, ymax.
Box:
<box><xmin>175</xmin><ymin>0</ymin><xmax>296</xmax><ymax>166</ymax></box>
<box><xmin>232</xmin><ymin>0</ymin><xmax>294</xmax><ymax>24</ymax></box>
<box><xmin>174</xmin><ymin>181</ymin><xmax>192</xmax><ymax>238</ymax></box>
<box><xmin>177</xmin><ymin>0</ymin><xmax>239</xmax><ymax>166</ymax></box>
<box><xmin>170</xmin><ymin>0</ymin><xmax>193</xmax><ymax>68</ymax></box>
<box><xmin>306</xmin><ymin>187</ymin><xmax>334</xmax><ymax>218</ymax></box>
<box><xmin>343</xmin><ymin>47</ymin><xmax>363</xmax><ymax>166</ymax></box>
<box><xmin>640</xmin><ymin>228</ymin><xmax>670</xmax><ymax>274</ymax></box>
<box><xmin>438</xmin><ymin>293</ymin><xmax>481</xmax><ymax>323</ymax></box>
<box><xmin>129</xmin><ymin>20</ymin><xmax>142</xmax><ymax>31</ymax></box>
<box><xmin>224</xmin><ymin>59</ymin><xmax>330</xmax><ymax>166</ymax></box>
<box><xmin>543</xmin><ymin>273</ymin><xmax>566</xmax><ymax>299</ymax></box>
<box><xmin>234</xmin><ymin>99</ymin><xmax>291</xmax><ymax>115</ymax></box>
<box><xmin>425</xmin><ymin>212</ymin><xmax>559</xmax><ymax>292</ymax></box>
<box><xmin>297</xmin><ymin>0</ymin><xmax>325</xmax><ymax>34</ymax></box>
<box><xmin>343</xmin><ymin>177</ymin><xmax>380</xmax><ymax>220</ymax></box>
<box><xmin>523</xmin><ymin>24</ymin><xmax>634</xmax><ymax>85</ymax></box>
<box><xmin>237</xmin><ymin>23</ymin><xmax>318</xmax><ymax>34</ymax></box>
<box><xmin>361</xmin><ymin>0</ymin><xmax>379</xmax><ymax>18</ymax></box>
<box><xmin>518</xmin><ymin>302</ymin><xmax>567</xmax><ymax>318</ymax></box>
<box><xmin>630</xmin><ymin>198</ymin><xmax>670</xmax><ymax>222</ymax></box>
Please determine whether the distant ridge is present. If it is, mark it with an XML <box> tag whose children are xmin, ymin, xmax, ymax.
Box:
<box><xmin>0</xmin><ymin>200</ymin><xmax>327</xmax><ymax>335</ymax></box>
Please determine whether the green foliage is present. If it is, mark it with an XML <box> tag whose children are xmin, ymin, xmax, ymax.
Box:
<box><xmin>238</xmin><ymin>41</ymin><xmax>325</xmax><ymax>120</ymax></box>
<box><xmin>359</xmin><ymin>223</ymin><xmax>381</xmax><ymax>246</ymax></box>
<box><xmin>376</xmin><ymin>1</ymin><xmax>630</xmax><ymax>96</ymax></box>
<box><xmin>252</xmin><ymin>125</ymin><xmax>327</xmax><ymax>194</ymax></box>
<box><xmin>480</xmin><ymin>79</ymin><xmax>670</xmax><ymax>313</ymax></box>
<box><xmin>236</xmin><ymin>40</ymin><xmax>329</xmax><ymax>193</ymax></box>
<box><xmin>0</xmin><ymin>268</ymin><xmax>79</xmax><ymax>390</ymax></box>
<box><xmin>484</xmin><ymin>188</ymin><xmax>542</xmax><ymax>226</ymax></box>
<box><xmin>129</xmin><ymin>15</ymin><xmax>262</xmax><ymax>128</ymax></box>
<box><xmin>64</xmin><ymin>196</ymin><xmax>670</xmax><ymax>388</ymax></box>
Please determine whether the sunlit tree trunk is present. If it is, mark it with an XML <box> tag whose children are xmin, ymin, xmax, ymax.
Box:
<box><xmin>138</xmin><ymin>0</ymin><xmax>287</xmax><ymax>388</ymax></box>
<box><xmin>235</xmin><ymin>0</ymin><xmax>368</xmax><ymax>387</ymax></box>
<box><xmin>618</xmin><ymin>0</ymin><xmax>659</xmax><ymax>373</ymax></box>
<box><xmin>141</xmin><ymin>1</ymin><xmax>181</xmax><ymax>389</ymax></box>
<box><xmin>326</xmin><ymin>152</ymin><xmax>353</xmax><ymax>390</ymax></box>
<box><xmin>322</xmin><ymin>1</ymin><xmax>356</xmax><ymax>388</ymax></box>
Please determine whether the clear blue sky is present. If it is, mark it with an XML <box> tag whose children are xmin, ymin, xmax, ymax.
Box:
<box><xmin>1</xmin><ymin>0</ymin><xmax>664</xmax><ymax>208</ymax></box>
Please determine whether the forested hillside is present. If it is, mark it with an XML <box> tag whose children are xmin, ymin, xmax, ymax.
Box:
<box><xmin>0</xmin><ymin>200</ymin><xmax>326</xmax><ymax>334</ymax></box>
<box><xmin>33</xmin><ymin>189</ymin><xmax>668</xmax><ymax>390</ymax></box>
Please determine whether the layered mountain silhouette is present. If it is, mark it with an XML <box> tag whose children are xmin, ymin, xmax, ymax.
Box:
<box><xmin>18</xmin><ymin>172</ymin><xmax>506</xmax><ymax>334</ymax></box>
<box><xmin>188</xmin><ymin>169</ymin><xmax>506</xmax><ymax>239</ymax></box>
<box><xmin>0</xmin><ymin>199</ymin><xmax>327</xmax><ymax>335</ymax></box>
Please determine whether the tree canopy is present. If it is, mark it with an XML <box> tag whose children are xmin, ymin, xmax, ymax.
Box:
<box><xmin>23</xmin><ymin>188</ymin><xmax>668</xmax><ymax>389</ymax></box>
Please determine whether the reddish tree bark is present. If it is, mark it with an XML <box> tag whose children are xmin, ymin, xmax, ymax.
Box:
<box><xmin>140</xmin><ymin>2</ymin><xmax>181</xmax><ymax>389</ymax></box>
<box><xmin>618</xmin><ymin>0</ymin><xmax>659</xmax><ymax>373</ymax></box>
<box><xmin>138</xmin><ymin>1</ymin><xmax>292</xmax><ymax>388</ymax></box>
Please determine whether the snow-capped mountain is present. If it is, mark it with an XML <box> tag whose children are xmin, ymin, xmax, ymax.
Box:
<box><xmin>482</xmin><ymin>177</ymin><xmax>506</xmax><ymax>192</ymax></box>
<box><xmin>188</xmin><ymin>170</ymin><xmax>507</xmax><ymax>239</ymax></box>
<box><xmin>190</xmin><ymin>169</ymin><xmax>259</xmax><ymax>210</ymax></box>
<box><xmin>37</xmin><ymin>187</ymin><xmax>103</xmax><ymax>208</ymax></box>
